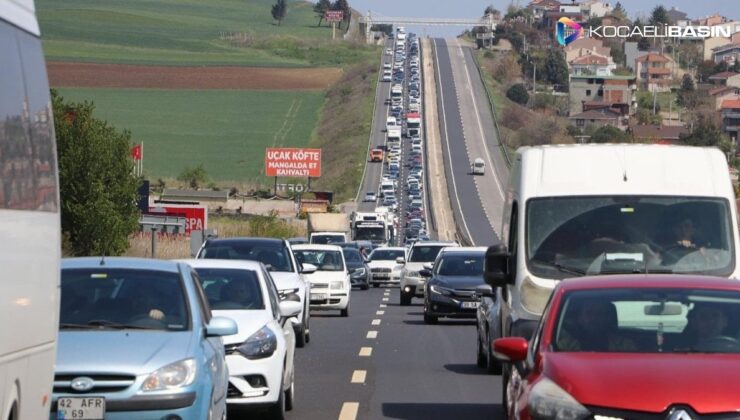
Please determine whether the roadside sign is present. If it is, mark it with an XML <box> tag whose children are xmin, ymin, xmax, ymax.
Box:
<box><xmin>325</xmin><ymin>10</ymin><xmax>344</xmax><ymax>22</ymax></box>
<box><xmin>149</xmin><ymin>204</ymin><xmax>207</xmax><ymax>235</ymax></box>
<box><xmin>265</xmin><ymin>148</ymin><xmax>322</xmax><ymax>177</ymax></box>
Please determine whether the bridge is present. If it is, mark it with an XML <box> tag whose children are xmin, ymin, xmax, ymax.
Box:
<box><xmin>359</xmin><ymin>11</ymin><xmax>498</xmax><ymax>39</ymax></box>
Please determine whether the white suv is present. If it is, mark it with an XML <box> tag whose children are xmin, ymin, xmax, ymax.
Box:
<box><xmin>399</xmin><ymin>241</ymin><xmax>459</xmax><ymax>305</ymax></box>
<box><xmin>197</xmin><ymin>237</ymin><xmax>313</xmax><ymax>347</ymax></box>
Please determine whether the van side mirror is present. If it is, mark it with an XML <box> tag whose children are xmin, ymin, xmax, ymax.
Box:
<box><xmin>485</xmin><ymin>244</ymin><xmax>511</xmax><ymax>287</ymax></box>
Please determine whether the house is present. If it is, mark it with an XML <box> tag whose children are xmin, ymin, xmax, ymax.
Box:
<box><xmin>707</xmin><ymin>72</ymin><xmax>740</xmax><ymax>86</ymax></box>
<box><xmin>721</xmin><ymin>99</ymin><xmax>740</xmax><ymax>143</ymax></box>
<box><xmin>713</xmin><ymin>43</ymin><xmax>740</xmax><ymax>66</ymax></box>
<box><xmin>558</xmin><ymin>2</ymin><xmax>581</xmax><ymax>14</ymax></box>
<box><xmin>570</xmin><ymin>54</ymin><xmax>616</xmax><ymax>76</ymax></box>
<box><xmin>569</xmin><ymin>108</ymin><xmax>622</xmax><ymax>129</ymax></box>
<box><xmin>580</xmin><ymin>0</ymin><xmax>612</xmax><ymax>18</ymax></box>
<box><xmin>665</xmin><ymin>7</ymin><xmax>688</xmax><ymax>24</ymax></box>
<box><xmin>528</xmin><ymin>0</ymin><xmax>560</xmax><ymax>19</ymax></box>
<box><xmin>708</xmin><ymin>85</ymin><xmax>740</xmax><ymax>110</ymax></box>
<box><xmin>630</xmin><ymin>124</ymin><xmax>688</xmax><ymax>144</ymax></box>
<box><xmin>635</xmin><ymin>53</ymin><xmax>673</xmax><ymax>91</ymax></box>
<box><xmin>704</xmin><ymin>37</ymin><xmax>732</xmax><ymax>61</ymax></box>
<box><xmin>564</xmin><ymin>37</ymin><xmax>611</xmax><ymax>63</ymax></box>
<box><xmin>694</xmin><ymin>14</ymin><xmax>727</xmax><ymax>27</ymax></box>
<box><xmin>569</xmin><ymin>74</ymin><xmax>637</xmax><ymax>116</ymax></box>
<box><xmin>624</xmin><ymin>42</ymin><xmax>639</xmax><ymax>71</ymax></box>
<box><xmin>543</xmin><ymin>10</ymin><xmax>585</xmax><ymax>32</ymax></box>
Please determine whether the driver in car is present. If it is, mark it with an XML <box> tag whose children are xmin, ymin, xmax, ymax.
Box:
<box><xmin>672</xmin><ymin>303</ymin><xmax>734</xmax><ymax>350</ymax></box>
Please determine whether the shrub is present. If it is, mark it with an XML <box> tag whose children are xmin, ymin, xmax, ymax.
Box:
<box><xmin>506</xmin><ymin>83</ymin><xmax>529</xmax><ymax>105</ymax></box>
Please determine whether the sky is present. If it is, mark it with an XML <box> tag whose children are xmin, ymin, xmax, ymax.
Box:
<box><xmin>347</xmin><ymin>0</ymin><xmax>740</xmax><ymax>37</ymax></box>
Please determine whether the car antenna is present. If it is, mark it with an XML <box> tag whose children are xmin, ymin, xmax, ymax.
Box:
<box><xmin>100</xmin><ymin>254</ymin><xmax>106</xmax><ymax>266</ymax></box>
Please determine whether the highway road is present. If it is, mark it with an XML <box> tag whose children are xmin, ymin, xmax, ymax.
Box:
<box><xmin>431</xmin><ymin>38</ymin><xmax>509</xmax><ymax>247</ymax></box>
<box><xmin>273</xmin><ymin>287</ymin><xmax>504</xmax><ymax>420</ymax></box>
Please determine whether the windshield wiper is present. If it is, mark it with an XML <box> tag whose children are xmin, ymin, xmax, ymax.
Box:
<box><xmin>80</xmin><ymin>320</ymin><xmax>159</xmax><ymax>330</ymax></box>
<box><xmin>530</xmin><ymin>259</ymin><xmax>586</xmax><ymax>277</ymax></box>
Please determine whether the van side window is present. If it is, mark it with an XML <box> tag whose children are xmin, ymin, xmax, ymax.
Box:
<box><xmin>506</xmin><ymin>202</ymin><xmax>519</xmax><ymax>299</ymax></box>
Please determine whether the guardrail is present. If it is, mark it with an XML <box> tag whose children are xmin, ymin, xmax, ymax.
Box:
<box><xmin>470</xmin><ymin>50</ymin><xmax>511</xmax><ymax>168</ymax></box>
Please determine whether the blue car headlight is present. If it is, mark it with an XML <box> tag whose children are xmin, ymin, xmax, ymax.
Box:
<box><xmin>351</xmin><ymin>268</ymin><xmax>366</xmax><ymax>277</ymax></box>
<box><xmin>429</xmin><ymin>284</ymin><xmax>453</xmax><ymax>296</ymax></box>
<box><xmin>141</xmin><ymin>359</ymin><xmax>196</xmax><ymax>392</ymax></box>
<box><xmin>237</xmin><ymin>326</ymin><xmax>278</xmax><ymax>360</ymax></box>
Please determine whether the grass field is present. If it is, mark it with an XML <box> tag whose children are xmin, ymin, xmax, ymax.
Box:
<box><xmin>56</xmin><ymin>88</ymin><xmax>325</xmax><ymax>183</ymax></box>
<box><xmin>38</xmin><ymin>0</ymin><xmax>375</xmax><ymax>67</ymax></box>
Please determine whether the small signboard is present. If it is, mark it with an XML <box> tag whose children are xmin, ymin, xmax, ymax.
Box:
<box><xmin>265</xmin><ymin>148</ymin><xmax>322</xmax><ymax>178</ymax></box>
<box><xmin>325</xmin><ymin>10</ymin><xmax>344</xmax><ymax>22</ymax></box>
<box><xmin>149</xmin><ymin>204</ymin><xmax>208</xmax><ymax>235</ymax></box>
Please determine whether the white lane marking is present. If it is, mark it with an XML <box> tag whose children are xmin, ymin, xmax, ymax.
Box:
<box><xmin>339</xmin><ymin>402</ymin><xmax>360</xmax><ymax>420</ymax></box>
<box><xmin>433</xmin><ymin>38</ymin><xmax>474</xmax><ymax>243</ymax></box>
<box><xmin>376</xmin><ymin>310</ymin><xmax>385</xmax><ymax>315</ymax></box>
<box><xmin>456</xmin><ymin>38</ymin><xmax>504</xmax><ymax>200</ymax></box>
<box><xmin>367</xmin><ymin>330</ymin><xmax>378</xmax><ymax>339</ymax></box>
<box><xmin>351</xmin><ymin>370</ymin><xmax>367</xmax><ymax>384</ymax></box>
<box><xmin>371</xmin><ymin>319</ymin><xmax>382</xmax><ymax>325</ymax></box>
<box><xmin>359</xmin><ymin>347</ymin><xmax>373</xmax><ymax>356</ymax></box>
<box><xmin>382</xmin><ymin>297</ymin><xmax>389</xmax><ymax>302</ymax></box>
<box><xmin>385</xmin><ymin>288</ymin><xmax>391</xmax><ymax>292</ymax></box>
<box><xmin>379</xmin><ymin>304</ymin><xmax>387</xmax><ymax>308</ymax></box>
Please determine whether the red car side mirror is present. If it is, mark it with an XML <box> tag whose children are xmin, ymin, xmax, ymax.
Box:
<box><xmin>493</xmin><ymin>337</ymin><xmax>528</xmax><ymax>363</ymax></box>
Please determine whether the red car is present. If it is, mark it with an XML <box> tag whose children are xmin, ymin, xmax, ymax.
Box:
<box><xmin>494</xmin><ymin>275</ymin><xmax>740</xmax><ymax>420</ymax></box>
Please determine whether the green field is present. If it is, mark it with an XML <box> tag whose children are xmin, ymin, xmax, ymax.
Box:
<box><xmin>38</xmin><ymin>0</ymin><xmax>374</xmax><ymax>67</ymax></box>
<box><xmin>57</xmin><ymin>88</ymin><xmax>325</xmax><ymax>183</ymax></box>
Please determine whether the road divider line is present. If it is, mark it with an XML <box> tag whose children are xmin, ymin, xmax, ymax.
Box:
<box><xmin>371</xmin><ymin>319</ymin><xmax>382</xmax><ymax>325</ymax></box>
<box><xmin>376</xmin><ymin>310</ymin><xmax>385</xmax><ymax>315</ymax></box>
<box><xmin>359</xmin><ymin>347</ymin><xmax>373</xmax><ymax>357</ymax></box>
<box><xmin>339</xmin><ymin>402</ymin><xmax>359</xmax><ymax>420</ymax></box>
<box><xmin>367</xmin><ymin>330</ymin><xmax>378</xmax><ymax>339</ymax></box>
<box><xmin>382</xmin><ymin>297</ymin><xmax>389</xmax><ymax>302</ymax></box>
<box><xmin>351</xmin><ymin>370</ymin><xmax>367</xmax><ymax>384</ymax></box>
<box><xmin>379</xmin><ymin>304</ymin><xmax>387</xmax><ymax>308</ymax></box>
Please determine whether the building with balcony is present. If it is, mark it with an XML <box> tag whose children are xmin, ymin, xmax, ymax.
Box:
<box><xmin>721</xmin><ymin>99</ymin><xmax>740</xmax><ymax>143</ymax></box>
<box><xmin>570</xmin><ymin>54</ymin><xmax>616</xmax><ymax>76</ymax></box>
<box><xmin>528</xmin><ymin>0</ymin><xmax>561</xmax><ymax>19</ymax></box>
<box><xmin>713</xmin><ymin>43</ymin><xmax>740</xmax><ymax>66</ymax></box>
<box><xmin>569</xmin><ymin>74</ymin><xmax>637</xmax><ymax>116</ymax></box>
<box><xmin>580</xmin><ymin>1</ymin><xmax>613</xmax><ymax>18</ymax></box>
<box><xmin>635</xmin><ymin>53</ymin><xmax>674</xmax><ymax>92</ymax></box>
<box><xmin>569</xmin><ymin>108</ymin><xmax>622</xmax><ymax>130</ymax></box>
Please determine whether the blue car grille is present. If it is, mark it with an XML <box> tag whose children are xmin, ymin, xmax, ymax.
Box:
<box><xmin>54</xmin><ymin>374</ymin><xmax>136</xmax><ymax>394</ymax></box>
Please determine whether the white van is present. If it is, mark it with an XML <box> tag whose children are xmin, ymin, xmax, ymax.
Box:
<box><xmin>0</xmin><ymin>1</ymin><xmax>61</xmax><ymax>418</ymax></box>
<box><xmin>484</xmin><ymin>144</ymin><xmax>740</xmax><ymax>341</ymax></box>
<box><xmin>472</xmin><ymin>158</ymin><xmax>485</xmax><ymax>175</ymax></box>
<box><xmin>386</xmin><ymin>116</ymin><xmax>397</xmax><ymax>131</ymax></box>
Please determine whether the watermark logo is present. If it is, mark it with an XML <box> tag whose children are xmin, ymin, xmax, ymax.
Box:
<box><xmin>557</xmin><ymin>17</ymin><xmax>582</xmax><ymax>46</ymax></box>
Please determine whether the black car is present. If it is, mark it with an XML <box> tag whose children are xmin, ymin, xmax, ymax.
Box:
<box><xmin>421</xmin><ymin>247</ymin><xmax>486</xmax><ymax>324</ymax></box>
<box><xmin>341</xmin><ymin>247</ymin><xmax>370</xmax><ymax>290</ymax></box>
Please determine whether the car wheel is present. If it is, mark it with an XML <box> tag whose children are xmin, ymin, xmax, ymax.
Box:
<box><xmin>266</xmin><ymin>379</ymin><xmax>286</xmax><ymax>420</ymax></box>
<box><xmin>486</xmin><ymin>330</ymin><xmax>502</xmax><ymax>374</ymax></box>
<box><xmin>400</xmin><ymin>291</ymin><xmax>412</xmax><ymax>306</ymax></box>
<box><xmin>476</xmin><ymin>330</ymin><xmax>487</xmax><ymax>368</ymax></box>
<box><xmin>295</xmin><ymin>323</ymin><xmax>306</xmax><ymax>348</ymax></box>
<box><xmin>423</xmin><ymin>313</ymin><xmax>438</xmax><ymax>324</ymax></box>
<box><xmin>501</xmin><ymin>364</ymin><xmax>511</xmax><ymax>419</ymax></box>
<box><xmin>284</xmin><ymin>370</ymin><xmax>294</xmax><ymax>411</ymax></box>
<box><xmin>340</xmin><ymin>304</ymin><xmax>349</xmax><ymax>317</ymax></box>
<box><xmin>372</xmin><ymin>283</ymin><xmax>379</xmax><ymax>288</ymax></box>
<box><xmin>361</xmin><ymin>281</ymin><xmax>369</xmax><ymax>290</ymax></box>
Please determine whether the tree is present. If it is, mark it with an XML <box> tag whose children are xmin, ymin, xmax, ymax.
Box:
<box><xmin>544</xmin><ymin>49</ymin><xmax>569</xmax><ymax>91</ymax></box>
<box><xmin>696</xmin><ymin>60</ymin><xmax>716</xmax><ymax>83</ymax></box>
<box><xmin>484</xmin><ymin>5</ymin><xmax>500</xmax><ymax>17</ymax></box>
<box><xmin>612</xmin><ymin>2</ymin><xmax>627</xmax><ymax>20</ymax></box>
<box><xmin>680</xmin><ymin>74</ymin><xmax>695</xmax><ymax>92</ymax></box>
<box><xmin>680</xmin><ymin>113</ymin><xmax>731</xmax><ymax>154</ymax></box>
<box><xmin>51</xmin><ymin>90</ymin><xmax>140</xmax><ymax>256</ymax></box>
<box><xmin>177</xmin><ymin>164</ymin><xmax>210</xmax><ymax>189</ymax></box>
<box><xmin>637</xmin><ymin>36</ymin><xmax>651</xmax><ymax>51</ymax></box>
<box><xmin>506</xmin><ymin>83</ymin><xmax>529</xmax><ymax>105</ymax></box>
<box><xmin>649</xmin><ymin>5</ymin><xmax>669</xmax><ymax>26</ymax></box>
<box><xmin>271</xmin><ymin>0</ymin><xmax>287</xmax><ymax>26</ymax></box>
<box><xmin>313</xmin><ymin>0</ymin><xmax>331</xmax><ymax>27</ymax></box>
<box><xmin>591</xmin><ymin>125</ymin><xmax>631</xmax><ymax>143</ymax></box>
<box><xmin>331</xmin><ymin>0</ymin><xmax>350</xmax><ymax>29</ymax></box>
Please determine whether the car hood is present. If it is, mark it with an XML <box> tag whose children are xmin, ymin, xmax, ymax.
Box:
<box><xmin>213</xmin><ymin>310</ymin><xmax>273</xmax><ymax>346</ymax></box>
<box><xmin>57</xmin><ymin>331</ymin><xmax>193</xmax><ymax>376</ymax></box>
<box><xmin>368</xmin><ymin>261</ymin><xmax>401</xmax><ymax>270</ymax></box>
<box><xmin>545</xmin><ymin>352</ymin><xmax>740</xmax><ymax>414</ymax></box>
<box><xmin>431</xmin><ymin>275</ymin><xmax>484</xmax><ymax>290</ymax></box>
<box><xmin>270</xmin><ymin>271</ymin><xmax>303</xmax><ymax>291</ymax></box>
<box><xmin>303</xmin><ymin>270</ymin><xmax>347</xmax><ymax>284</ymax></box>
<box><xmin>404</xmin><ymin>262</ymin><xmax>431</xmax><ymax>272</ymax></box>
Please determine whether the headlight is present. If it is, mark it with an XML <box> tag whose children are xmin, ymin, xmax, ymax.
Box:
<box><xmin>528</xmin><ymin>378</ymin><xmax>590</xmax><ymax>420</ymax></box>
<box><xmin>406</xmin><ymin>270</ymin><xmax>420</xmax><ymax>278</ymax></box>
<box><xmin>521</xmin><ymin>276</ymin><xmax>554</xmax><ymax>315</ymax></box>
<box><xmin>352</xmin><ymin>268</ymin><xmax>366</xmax><ymax>276</ymax></box>
<box><xmin>330</xmin><ymin>280</ymin><xmax>345</xmax><ymax>289</ymax></box>
<box><xmin>141</xmin><ymin>359</ymin><xmax>196</xmax><ymax>392</ymax></box>
<box><xmin>429</xmin><ymin>284</ymin><xmax>452</xmax><ymax>296</ymax></box>
<box><xmin>237</xmin><ymin>326</ymin><xmax>278</xmax><ymax>360</ymax></box>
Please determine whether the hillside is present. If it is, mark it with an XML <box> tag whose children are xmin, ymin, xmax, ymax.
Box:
<box><xmin>37</xmin><ymin>0</ymin><xmax>374</xmax><ymax>67</ymax></box>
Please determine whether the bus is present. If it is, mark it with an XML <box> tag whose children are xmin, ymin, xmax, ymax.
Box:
<box><xmin>0</xmin><ymin>0</ymin><xmax>61</xmax><ymax>418</ymax></box>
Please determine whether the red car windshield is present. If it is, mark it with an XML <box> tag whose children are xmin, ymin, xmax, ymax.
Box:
<box><xmin>553</xmin><ymin>288</ymin><xmax>740</xmax><ymax>354</ymax></box>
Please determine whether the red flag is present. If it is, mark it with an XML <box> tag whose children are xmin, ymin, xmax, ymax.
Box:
<box><xmin>131</xmin><ymin>144</ymin><xmax>142</xmax><ymax>161</ymax></box>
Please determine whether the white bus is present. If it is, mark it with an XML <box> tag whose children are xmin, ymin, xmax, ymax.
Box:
<box><xmin>0</xmin><ymin>1</ymin><xmax>61</xmax><ymax>419</ymax></box>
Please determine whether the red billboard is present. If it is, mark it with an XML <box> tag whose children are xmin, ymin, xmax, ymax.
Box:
<box><xmin>149</xmin><ymin>204</ymin><xmax>207</xmax><ymax>235</ymax></box>
<box><xmin>265</xmin><ymin>148</ymin><xmax>322</xmax><ymax>177</ymax></box>
<box><xmin>324</xmin><ymin>10</ymin><xmax>344</xmax><ymax>22</ymax></box>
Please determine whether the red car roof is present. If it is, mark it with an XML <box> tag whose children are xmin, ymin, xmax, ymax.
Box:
<box><xmin>558</xmin><ymin>274</ymin><xmax>740</xmax><ymax>292</ymax></box>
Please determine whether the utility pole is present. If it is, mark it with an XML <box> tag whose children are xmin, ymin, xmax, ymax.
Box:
<box><xmin>533</xmin><ymin>62</ymin><xmax>537</xmax><ymax>101</ymax></box>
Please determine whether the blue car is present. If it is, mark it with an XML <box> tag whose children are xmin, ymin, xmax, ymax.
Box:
<box><xmin>52</xmin><ymin>257</ymin><xmax>237</xmax><ymax>420</ymax></box>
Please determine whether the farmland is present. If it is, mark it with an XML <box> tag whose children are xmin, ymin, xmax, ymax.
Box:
<box><xmin>56</xmin><ymin>88</ymin><xmax>325</xmax><ymax>184</ymax></box>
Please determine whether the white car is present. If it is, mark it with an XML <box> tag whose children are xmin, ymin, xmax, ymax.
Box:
<box><xmin>385</xmin><ymin>48</ymin><xmax>392</xmax><ymax>55</ymax></box>
<box><xmin>383</xmin><ymin>62</ymin><xmax>392</xmax><ymax>69</ymax></box>
<box><xmin>183</xmin><ymin>259</ymin><xmax>303</xmax><ymax>417</ymax></box>
<box><xmin>367</xmin><ymin>247</ymin><xmax>406</xmax><ymax>286</ymax></box>
<box><xmin>292</xmin><ymin>245</ymin><xmax>351</xmax><ymax>316</ymax></box>
<box><xmin>399</xmin><ymin>241</ymin><xmax>459</xmax><ymax>305</ymax></box>
<box><xmin>364</xmin><ymin>191</ymin><xmax>377</xmax><ymax>202</ymax></box>
<box><xmin>197</xmin><ymin>237</ymin><xmax>313</xmax><ymax>347</ymax></box>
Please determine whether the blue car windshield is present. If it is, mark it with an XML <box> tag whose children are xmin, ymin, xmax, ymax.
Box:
<box><xmin>60</xmin><ymin>268</ymin><xmax>189</xmax><ymax>331</ymax></box>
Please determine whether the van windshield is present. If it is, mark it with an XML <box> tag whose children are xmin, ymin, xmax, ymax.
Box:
<box><xmin>526</xmin><ymin>196</ymin><xmax>734</xmax><ymax>279</ymax></box>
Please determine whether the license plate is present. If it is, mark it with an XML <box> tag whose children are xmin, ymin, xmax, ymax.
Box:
<box><xmin>57</xmin><ymin>397</ymin><xmax>105</xmax><ymax>420</ymax></box>
<box><xmin>461</xmin><ymin>301</ymin><xmax>479</xmax><ymax>309</ymax></box>
<box><xmin>311</xmin><ymin>293</ymin><xmax>328</xmax><ymax>301</ymax></box>
<box><xmin>374</xmin><ymin>275</ymin><xmax>390</xmax><ymax>280</ymax></box>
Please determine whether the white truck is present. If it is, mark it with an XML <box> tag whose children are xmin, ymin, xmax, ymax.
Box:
<box><xmin>308</xmin><ymin>213</ymin><xmax>350</xmax><ymax>244</ymax></box>
<box><xmin>351</xmin><ymin>209</ymin><xmax>396</xmax><ymax>246</ymax></box>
